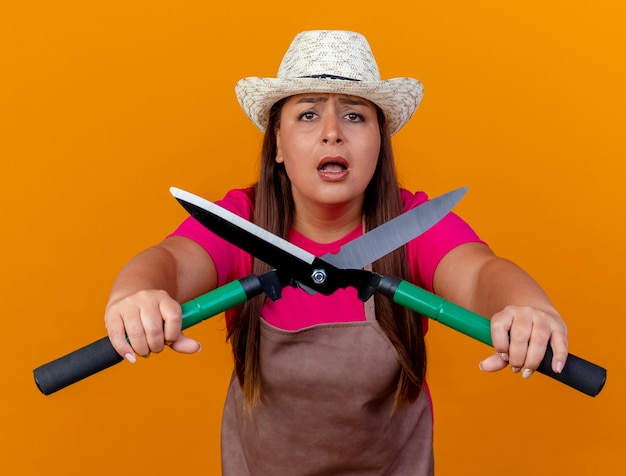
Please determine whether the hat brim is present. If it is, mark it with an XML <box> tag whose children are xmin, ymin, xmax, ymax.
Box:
<box><xmin>235</xmin><ymin>77</ymin><xmax>424</xmax><ymax>136</ymax></box>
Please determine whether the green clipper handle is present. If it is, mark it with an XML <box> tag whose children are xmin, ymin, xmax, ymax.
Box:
<box><xmin>33</xmin><ymin>276</ymin><xmax>261</xmax><ymax>395</ymax></box>
<box><xmin>377</xmin><ymin>276</ymin><xmax>607</xmax><ymax>397</ymax></box>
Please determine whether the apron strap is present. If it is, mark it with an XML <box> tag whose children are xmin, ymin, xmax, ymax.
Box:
<box><xmin>364</xmin><ymin>263</ymin><xmax>376</xmax><ymax>322</ymax></box>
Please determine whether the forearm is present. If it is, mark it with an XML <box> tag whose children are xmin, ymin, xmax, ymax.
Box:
<box><xmin>107</xmin><ymin>245</ymin><xmax>180</xmax><ymax>305</ymax></box>
<box><xmin>435</xmin><ymin>243</ymin><xmax>559</xmax><ymax>320</ymax></box>
<box><xmin>105</xmin><ymin>236</ymin><xmax>212</xmax><ymax>359</ymax></box>
<box><xmin>469</xmin><ymin>256</ymin><xmax>559</xmax><ymax>321</ymax></box>
<box><xmin>107</xmin><ymin>236</ymin><xmax>217</xmax><ymax>306</ymax></box>
<box><xmin>434</xmin><ymin>242</ymin><xmax>568</xmax><ymax>374</ymax></box>
<box><xmin>476</xmin><ymin>256</ymin><xmax>568</xmax><ymax>374</ymax></box>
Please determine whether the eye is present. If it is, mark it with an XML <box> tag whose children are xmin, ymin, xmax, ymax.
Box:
<box><xmin>298</xmin><ymin>111</ymin><xmax>318</xmax><ymax>121</ymax></box>
<box><xmin>345</xmin><ymin>112</ymin><xmax>365</xmax><ymax>122</ymax></box>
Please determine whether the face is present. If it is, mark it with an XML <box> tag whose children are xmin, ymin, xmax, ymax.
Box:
<box><xmin>275</xmin><ymin>93</ymin><xmax>381</xmax><ymax>213</ymax></box>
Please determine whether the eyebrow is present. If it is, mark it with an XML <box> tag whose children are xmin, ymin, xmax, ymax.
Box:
<box><xmin>294</xmin><ymin>96</ymin><xmax>370</xmax><ymax>107</ymax></box>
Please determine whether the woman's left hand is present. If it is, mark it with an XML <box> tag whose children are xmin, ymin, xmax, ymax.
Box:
<box><xmin>479</xmin><ymin>305</ymin><xmax>569</xmax><ymax>378</ymax></box>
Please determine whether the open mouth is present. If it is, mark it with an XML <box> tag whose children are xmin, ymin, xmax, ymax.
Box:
<box><xmin>318</xmin><ymin>157</ymin><xmax>348</xmax><ymax>173</ymax></box>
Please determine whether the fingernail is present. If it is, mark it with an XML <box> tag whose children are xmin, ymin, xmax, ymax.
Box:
<box><xmin>511</xmin><ymin>367</ymin><xmax>521</xmax><ymax>373</ymax></box>
<box><xmin>555</xmin><ymin>361</ymin><xmax>564</xmax><ymax>373</ymax></box>
<box><xmin>196</xmin><ymin>344</ymin><xmax>202</xmax><ymax>353</ymax></box>
<box><xmin>125</xmin><ymin>353</ymin><xmax>136</xmax><ymax>364</ymax></box>
<box><xmin>500</xmin><ymin>353</ymin><xmax>509</xmax><ymax>362</ymax></box>
<box><xmin>522</xmin><ymin>368</ymin><xmax>533</xmax><ymax>379</ymax></box>
<box><xmin>479</xmin><ymin>362</ymin><xmax>484</xmax><ymax>371</ymax></box>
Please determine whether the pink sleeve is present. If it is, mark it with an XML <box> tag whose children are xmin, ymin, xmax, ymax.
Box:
<box><xmin>402</xmin><ymin>189</ymin><xmax>485</xmax><ymax>293</ymax></box>
<box><xmin>168</xmin><ymin>188</ymin><xmax>255</xmax><ymax>287</ymax></box>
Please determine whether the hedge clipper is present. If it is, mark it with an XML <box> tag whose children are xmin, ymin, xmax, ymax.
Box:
<box><xmin>33</xmin><ymin>187</ymin><xmax>606</xmax><ymax>397</ymax></box>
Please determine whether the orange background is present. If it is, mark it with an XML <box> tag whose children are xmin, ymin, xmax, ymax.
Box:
<box><xmin>2</xmin><ymin>1</ymin><xmax>624</xmax><ymax>474</ymax></box>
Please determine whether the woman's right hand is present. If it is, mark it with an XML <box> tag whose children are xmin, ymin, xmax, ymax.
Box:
<box><xmin>104</xmin><ymin>289</ymin><xmax>202</xmax><ymax>363</ymax></box>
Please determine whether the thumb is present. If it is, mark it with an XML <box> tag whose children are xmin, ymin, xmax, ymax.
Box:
<box><xmin>479</xmin><ymin>351</ymin><xmax>509</xmax><ymax>372</ymax></box>
<box><xmin>169</xmin><ymin>334</ymin><xmax>202</xmax><ymax>354</ymax></box>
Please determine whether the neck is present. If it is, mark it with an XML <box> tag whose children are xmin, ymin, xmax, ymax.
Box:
<box><xmin>292</xmin><ymin>199</ymin><xmax>363</xmax><ymax>243</ymax></box>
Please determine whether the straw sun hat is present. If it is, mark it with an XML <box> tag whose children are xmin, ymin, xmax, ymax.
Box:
<box><xmin>235</xmin><ymin>30</ymin><xmax>424</xmax><ymax>136</ymax></box>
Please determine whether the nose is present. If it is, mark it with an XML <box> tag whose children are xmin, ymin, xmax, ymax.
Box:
<box><xmin>321</xmin><ymin>114</ymin><xmax>342</xmax><ymax>144</ymax></box>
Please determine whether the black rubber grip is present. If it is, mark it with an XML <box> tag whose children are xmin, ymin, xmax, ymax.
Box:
<box><xmin>33</xmin><ymin>336</ymin><xmax>123</xmax><ymax>395</ymax></box>
<box><xmin>32</xmin><ymin>276</ymin><xmax>269</xmax><ymax>396</ymax></box>
<box><xmin>380</xmin><ymin>276</ymin><xmax>607</xmax><ymax>397</ymax></box>
<box><xmin>538</xmin><ymin>345</ymin><xmax>606</xmax><ymax>396</ymax></box>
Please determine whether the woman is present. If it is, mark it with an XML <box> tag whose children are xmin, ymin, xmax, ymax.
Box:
<box><xmin>105</xmin><ymin>30</ymin><xmax>568</xmax><ymax>475</ymax></box>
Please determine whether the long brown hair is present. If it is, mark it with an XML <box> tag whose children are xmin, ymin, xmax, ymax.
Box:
<box><xmin>227</xmin><ymin>99</ymin><xmax>427</xmax><ymax>412</ymax></box>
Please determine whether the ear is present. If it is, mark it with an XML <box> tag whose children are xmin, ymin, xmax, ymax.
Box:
<box><xmin>275</xmin><ymin>130</ymin><xmax>284</xmax><ymax>163</ymax></box>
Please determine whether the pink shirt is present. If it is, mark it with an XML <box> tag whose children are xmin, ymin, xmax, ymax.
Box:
<box><xmin>169</xmin><ymin>188</ymin><xmax>483</xmax><ymax>331</ymax></box>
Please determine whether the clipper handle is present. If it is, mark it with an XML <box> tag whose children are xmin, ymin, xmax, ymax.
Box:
<box><xmin>34</xmin><ymin>337</ymin><xmax>123</xmax><ymax>395</ymax></box>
